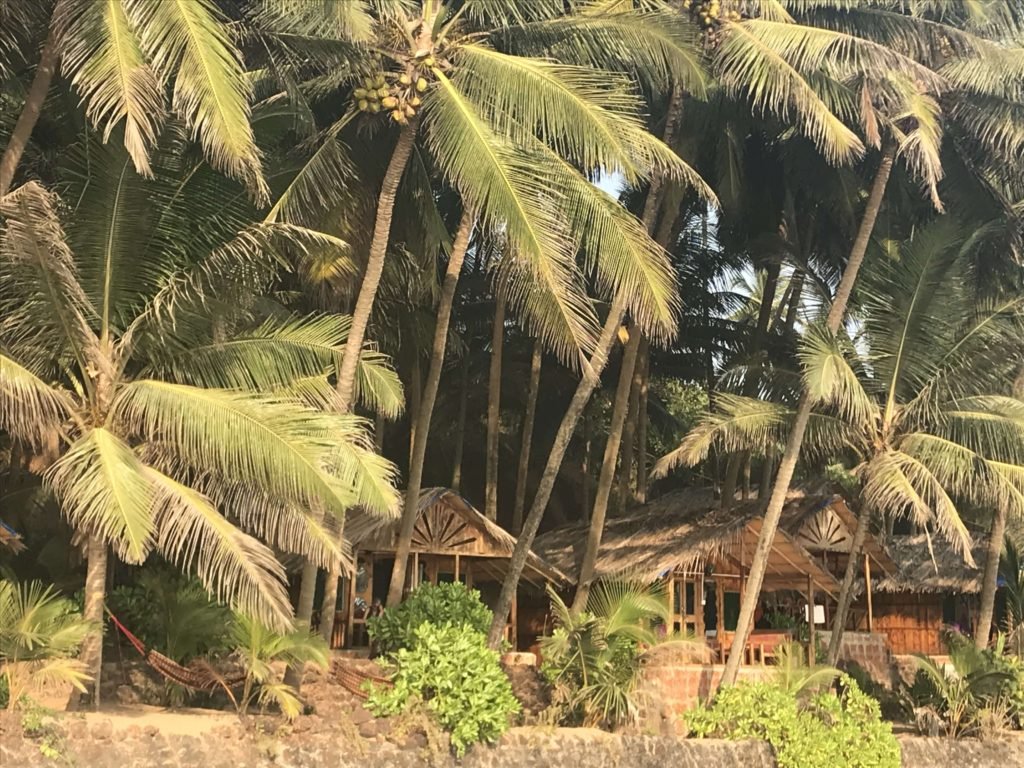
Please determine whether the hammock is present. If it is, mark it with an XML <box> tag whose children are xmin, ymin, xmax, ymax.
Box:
<box><xmin>332</xmin><ymin>660</ymin><xmax>392</xmax><ymax>699</ymax></box>
<box><xmin>107</xmin><ymin>611</ymin><xmax>247</xmax><ymax>696</ymax></box>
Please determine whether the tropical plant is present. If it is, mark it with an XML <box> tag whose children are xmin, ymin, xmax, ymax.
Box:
<box><xmin>771</xmin><ymin>641</ymin><xmax>839</xmax><ymax>697</ymax></box>
<box><xmin>686</xmin><ymin>674</ymin><xmax>900</xmax><ymax>768</ymax></box>
<box><xmin>365</xmin><ymin>621</ymin><xmax>520</xmax><ymax>757</ymax></box>
<box><xmin>0</xmin><ymin>147</ymin><xmax>401</xmax><ymax>700</ymax></box>
<box><xmin>911</xmin><ymin>631</ymin><xmax>1019</xmax><ymax>738</ymax></box>
<box><xmin>0</xmin><ymin>579</ymin><xmax>91</xmax><ymax>710</ymax></box>
<box><xmin>228</xmin><ymin>612</ymin><xmax>328</xmax><ymax>720</ymax></box>
<box><xmin>540</xmin><ymin>579</ymin><xmax>704</xmax><ymax>729</ymax></box>
<box><xmin>658</xmin><ymin>218</ymin><xmax>1024</xmax><ymax>676</ymax></box>
<box><xmin>366</xmin><ymin>581</ymin><xmax>492</xmax><ymax>656</ymax></box>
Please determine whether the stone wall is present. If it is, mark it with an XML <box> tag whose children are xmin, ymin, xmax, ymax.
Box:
<box><xmin>4</xmin><ymin>713</ymin><xmax>1023</xmax><ymax>768</ymax></box>
<box><xmin>819</xmin><ymin>630</ymin><xmax>895</xmax><ymax>687</ymax></box>
<box><xmin>637</xmin><ymin>654</ymin><xmax>772</xmax><ymax>732</ymax></box>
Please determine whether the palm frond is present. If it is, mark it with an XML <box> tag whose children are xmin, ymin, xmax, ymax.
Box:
<box><xmin>145</xmin><ymin>466</ymin><xmax>293</xmax><ymax>632</ymax></box>
<box><xmin>127</xmin><ymin>0</ymin><xmax>266</xmax><ymax>200</ymax></box>
<box><xmin>57</xmin><ymin>0</ymin><xmax>165</xmax><ymax>177</ymax></box>
<box><xmin>45</xmin><ymin>428</ymin><xmax>154</xmax><ymax>563</ymax></box>
<box><xmin>799</xmin><ymin>324</ymin><xmax>876</xmax><ymax>428</ymax></box>
<box><xmin>0</xmin><ymin>353</ymin><xmax>75</xmax><ymax>447</ymax></box>
<box><xmin>110</xmin><ymin>380</ymin><xmax>356</xmax><ymax>515</ymax></box>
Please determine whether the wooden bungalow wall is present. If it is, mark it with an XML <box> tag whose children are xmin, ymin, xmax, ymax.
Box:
<box><xmin>857</xmin><ymin>594</ymin><xmax>947</xmax><ymax>656</ymax></box>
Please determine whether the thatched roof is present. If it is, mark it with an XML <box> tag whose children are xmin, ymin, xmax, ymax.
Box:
<box><xmin>780</xmin><ymin>494</ymin><xmax>896</xmax><ymax>576</ymax></box>
<box><xmin>353</xmin><ymin>487</ymin><xmax>569</xmax><ymax>587</ymax></box>
<box><xmin>871</xmin><ymin>534</ymin><xmax>988</xmax><ymax>594</ymax></box>
<box><xmin>534</xmin><ymin>488</ymin><xmax>841</xmax><ymax>596</ymax></box>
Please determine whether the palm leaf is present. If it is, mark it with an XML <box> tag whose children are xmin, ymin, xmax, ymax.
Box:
<box><xmin>45</xmin><ymin>428</ymin><xmax>154</xmax><ymax>563</ymax></box>
<box><xmin>0</xmin><ymin>353</ymin><xmax>75</xmax><ymax>447</ymax></box>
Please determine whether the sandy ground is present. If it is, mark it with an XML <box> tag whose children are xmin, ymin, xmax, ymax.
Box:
<box><xmin>78</xmin><ymin>704</ymin><xmax>240</xmax><ymax>736</ymax></box>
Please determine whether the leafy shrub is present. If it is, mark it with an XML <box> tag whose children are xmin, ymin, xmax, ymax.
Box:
<box><xmin>686</xmin><ymin>675</ymin><xmax>900</xmax><ymax>768</ymax></box>
<box><xmin>540</xmin><ymin>580</ymin><xmax>705</xmax><ymax>728</ymax></box>
<box><xmin>108</xmin><ymin>567</ymin><xmax>230</xmax><ymax>662</ymax></box>
<box><xmin>365</xmin><ymin>622</ymin><xmax>520</xmax><ymax>756</ymax></box>
<box><xmin>367</xmin><ymin>581</ymin><xmax>492</xmax><ymax>654</ymax></box>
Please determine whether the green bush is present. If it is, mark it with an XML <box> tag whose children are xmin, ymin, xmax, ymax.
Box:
<box><xmin>686</xmin><ymin>675</ymin><xmax>900</xmax><ymax>768</ymax></box>
<box><xmin>366</xmin><ymin>582</ymin><xmax>491</xmax><ymax>654</ymax></box>
<box><xmin>365</xmin><ymin>622</ymin><xmax>520</xmax><ymax>756</ymax></box>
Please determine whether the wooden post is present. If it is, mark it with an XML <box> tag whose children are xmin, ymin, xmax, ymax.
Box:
<box><xmin>344</xmin><ymin>570</ymin><xmax>356</xmax><ymax>649</ymax></box>
<box><xmin>510</xmin><ymin>591</ymin><xmax>518</xmax><ymax>649</ymax></box>
<box><xmin>412</xmin><ymin>552</ymin><xmax>419</xmax><ymax>593</ymax></box>
<box><xmin>454</xmin><ymin>553</ymin><xmax>461</xmax><ymax>583</ymax></box>
<box><xmin>864</xmin><ymin>553</ymin><xmax>874</xmax><ymax>632</ymax></box>
<box><xmin>807</xmin><ymin>574</ymin><xmax>816</xmax><ymax>665</ymax></box>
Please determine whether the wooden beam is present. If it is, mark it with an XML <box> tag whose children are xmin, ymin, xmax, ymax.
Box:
<box><xmin>864</xmin><ymin>552</ymin><xmax>874</xmax><ymax>632</ymax></box>
<box><xmin>807</xmin><ymin>572</ymin><xmax>816</xmax><ymax>665</ymax></box>
<box><xmin>454</xmin><ymin>553</ymin><xmax>460</xmax><ymax>583</ymax></box>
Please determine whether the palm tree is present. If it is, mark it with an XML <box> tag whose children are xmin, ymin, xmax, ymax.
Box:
<box><xmin>657</xmin><ymin>218</ymin><xmax>1024</xmax><ymax>666</ymax></box>
<box><xmin>259</xmin><ymin>0</ymin><xmax>714</xmax><ymax>628</ymax></box>
<box><xmin>1</xmin><ymin>0</ymin><xmax>265</xmax><ymax>196</ymax></box>
<box><xmin>512</xmin><ymin>338</ymin><xmax>544</xmax><ymax>534</ymax></box>
<box><xmin>0</xmin><ymin>149</ymin><xmax>401</xmax><ymax>703</ymax></box>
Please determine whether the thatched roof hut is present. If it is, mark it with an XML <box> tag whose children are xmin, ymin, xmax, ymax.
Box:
<box><xmin>534</xmin><ymin>488</ymin><xmax>840</xmax><ymax>596</ymax></box>
<box><xmin>871</xmin><ymin>534</ymin><xmax>987</xmax><ymax>594</ymax></box>
<box><xmin>353</xmin><ymin>487</ymin><xmax>569</xmax><ymax>587</ymax></box>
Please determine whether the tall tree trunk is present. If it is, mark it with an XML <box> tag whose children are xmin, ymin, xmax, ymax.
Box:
<box><xmin>486</xmin><ymin>293</ymin><xmax>628</xmax><ymax>648</ymax></box>
<box><xmin>512</xmin><ymin>339</ymin><xmax>543</xmax><ymax>534</ymax></box>
<box><xmin>720</xmin><ymin>140</ymin><xmax>896</xmax><ymax>687</ymax></box>
<box><xmin>451</xmin><ymin>355</ymin><xmax>469</xmax><ymax>491</ymax></box>
<box><xmin>721</xmin><ymin>260</ymin><xmax>782</xmax><ymax>505</ymax></box>
<box><xmin>976</xmin><ymin>506</ymin><xmax>1007</xmax><ymax>649</ymax></box>
<box><xmin>0</xmin><ymin>25</ymin><xmax>58</xmax><ymax>196</ymax></box>
<box><xmin>827</xmin><ymin>506</ymin><xmax>871</xmax><ymax>665</ymax></box>
<box><xmin>288</xmin><ymin>123</ymin><xmax>418</xmax><ymax>687</ymax></box>
<box><xmin>581</xmin><ymin>408</ymin><xmax>592</xmax><ymax>521</ymax></box>
<box><xmin>69</xmin><ymin>536</ymin><xmax>107</xmax><ymax>709</ymax></box>
<box><xmin>617</xmin><ymin>337</ymin><xmax>646</xmax><ymax>512</ymax></box>
<box><xmin>486</xmin><ymin>84</ymin><xmax>684</xmax><ymax>647</ymax></box>
<box><xmin>636</xmin><ymin>344</ymin><xmax>650</xmax><ymax>504</ymax></box>
<box><xmin>375</xmin><ymin>411</ymin><xmax>386</xmax><ymax>452</ymax></box>
<box><xmin>386</xmin><ymin>211</ymin><xmax>474</xmax><ymax>608</ymax></box>
<box><xmin>572</xmin><ymin>323</ymin><xmax>643</xmax><ymax>611</ymax></box>
<box><xmin>408</xmin><ymin>354</ymin><xmax>422</xmax><ymax>465</ymax></box>
<box><xmin>484</xmin><ymin>291</ymin><xmax>507</xmax><ymax>521</ymax></box>
<box><xmin>758</xmin><ymin>447</ymin><xmax>775</xmax><ymax>500</ymax></box>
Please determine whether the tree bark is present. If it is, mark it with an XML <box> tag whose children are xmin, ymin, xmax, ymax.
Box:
<box><xmin>827</xmin><ymin>505</ymin><xmax>871</xmax><ymax>665</ymax></box>
<box><xmin>69</xmin><ymin>536</ymin><xmax>107</xmax><ymax>709</ymax></box>
<box><xmin>484</xmin><ymin>291</ymin><xmax>507</xmax><ymax>521</ymax></box>
<box><xmin>976</xmin><ymin>506</ymin><xmax>1007</xmax><ymax>649</ymax></box>
<box><xmin>719</xmin><ymin>140</ymin><xmax>896</xmax><ymax>687</ymax></box>
<box><xmin>617</xmin><ymin>337</ymin><xmax>645</xmax><ymax>513</ymax></box>
<box><xmin>386</xmin><ymin>211</ymin><xmax>474</xmax><ymax>608</ymax></box>
<box><xmin>451</xmin><ymin>355</ymin><xmax>469</xmax><ymax>491</ymax></box>
<box><xmin>486</xmin><ymin>293</ymin><xmax>628</xmax><ymax>648</ymax></box>
<box><xmin>572</xmin><ymin>323</ymin><xmax>643</xmax><ymax>612</ymax></box>
<box><xmin>636</xmin><ymin>344</ymin><xmax>650</xmax><ymax>504</ymax></box>
<box><xmin>289</xmin><ymin>122</ymin><xmax>418</xmax><ymax>686</ymax></box>
<box><xmin>408</xmin><ymin>353</ymin><xmax>422</xmax><ymax>465</ymax></box>
<box><xmin>0</xmin><ymin>25</ymin><xmax>58</xmax><ymax>197</ymax></box>
<box><xmin>512</xmin><ymin>339</ymin><xmax>543</xmax><ymax>534</ymax></box>
<box><xmin>486</xmin><ymin>84</ymin><xmax>685</xmax><ymax>647</ymax></box>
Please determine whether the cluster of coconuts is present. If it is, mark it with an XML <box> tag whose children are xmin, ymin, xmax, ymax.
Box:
<box><xmin>682</xmin><ymin>0</ymin><xmax>742</xmax><ymax>27</ymax></box>
<box><xmin>353</xmin><ymin>62</ymin><xmax>432</xmax><ymax>124</ymax></box>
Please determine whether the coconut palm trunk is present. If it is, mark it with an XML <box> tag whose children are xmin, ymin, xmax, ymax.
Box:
<box><xmin>512</xmin><ymin>339</ymin><xmax>543</xmax><ymax>534</ymax></box>
<box><xmin>572</xmin><ymin>323</ymin><xmax>643</xmax><ymax>611</ymax></box>
<box><xmin>486</xmin><ymin>85</ymin><xmax>685</xmax><ymax>647</ymax></box>
<box><xmin>68</xmin><ymin>535</ymin><xmax>107</xmax><ymax>709</ymax></box>
<box><xmin>975</xmin><ymin>506</ymin><xmax>1007</xmax><ymax>649</ymax></box>
<box><xmin>827</xmin><ymin>506</ymin><xmax>871</xmax><ymax>665</ymax></box>
<box><xmin>617</xmin><ymin>336</ymin><xmax>646</xmax><ymax>511</ymax></box>
<box><xmin>635</xmin><ymin>344</ymin><xmax>650</xmax><ymax>504</ymax></box>
<box><xmin>484</xmin><ymin>291</ymin><xmax>507</xmax><ymax>521</ymax></box>
<box><xmin>719</xmin><ymin>140</ymin><xmax>896</xmax><ymax>687</ymax></box>
<box><xmin>288</xmin><ymin>123</ymin><xmax>418</xmax><ymax>684</ymax></box>
<box><xmin>451</xmin><ymin>356</ymin><xmax>469</xmax><ymax>490</ymax></box>
<box><xmin>0</xmin><ymin>26</ymin><xmax>58</xmax><ymax>196</ymax></box>
<box><xmin>486</xmin><ymin>292</ymin><xmax>628</xmax><ymax>648</ymax></box>
<box><xmin>386</xmin><ymin>211</ymin><xmax>474</xmax><ymax>608</ymax></box>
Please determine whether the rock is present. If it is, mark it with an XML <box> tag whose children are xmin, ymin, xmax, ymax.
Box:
<box><xmin>116</xmin><ymin>685</ymin><xmax>142</xmax><ymax>706</ymax></box>
<box><xmin>90</xmin><ymin>720</ymin><xmax>114</xmax><ymax>740</ymax></box>
<box><xmin>401</xmin><ymin>731</ymin><xmax>427</xmax><ymax>750</ymax></box>
<box><xmin>357</xmin><ymin>720</ymin><xmax>378</xmax><ymax>739</ymax></box>
<box><xmin>349</xmin><ymin>704</ymin><xmax>373</xmax><ymax>725</ymax></box>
